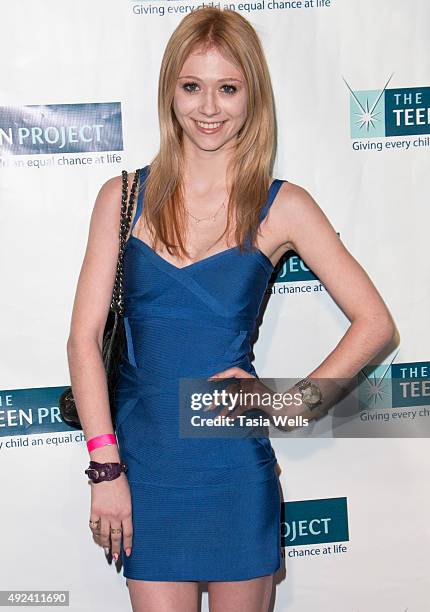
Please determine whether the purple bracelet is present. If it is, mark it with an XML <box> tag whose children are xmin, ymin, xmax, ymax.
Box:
<box><xmin>84</xmin><ymin>461</ymin><xmax>127</xmax><ymax>484</ymax></box>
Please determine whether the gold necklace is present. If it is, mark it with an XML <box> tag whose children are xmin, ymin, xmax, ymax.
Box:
<box><xmin>185</xmin><ymin>198</ymin><xmax>226</xmax><ymax>224</ymax></box>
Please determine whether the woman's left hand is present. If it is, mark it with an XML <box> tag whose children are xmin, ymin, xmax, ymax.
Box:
<box><xmin>204</xmin><ymin>366</ymin><xmax>267</xmax><ymax>420</ymax></box>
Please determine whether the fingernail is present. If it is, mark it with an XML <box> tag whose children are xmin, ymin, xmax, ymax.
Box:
<box><xmin>126</xmin><ymin>548</ymin><xmax>131</xmax><ymax>557</ymax></box>
<box><xmin>104</xmin><ymin>547</ymin><xmax>110</xmax><ymax>554</ymax></box>
<box><xmin>113</xmin><ymin>552</ymin><xmax>118</xmax><ymax>561</ymax></box>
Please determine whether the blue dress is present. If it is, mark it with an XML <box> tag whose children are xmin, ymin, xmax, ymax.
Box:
<box><xmin>115</xmin><ymin>165</ymin><xmax>285</xmax><ymax>581</ymax></box>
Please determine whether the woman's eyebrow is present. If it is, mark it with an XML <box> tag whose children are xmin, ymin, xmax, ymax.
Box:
<box><xmin>178</xmin><ymin>75</ymin><xmax>243</xmax><ymax>82</ymax></box>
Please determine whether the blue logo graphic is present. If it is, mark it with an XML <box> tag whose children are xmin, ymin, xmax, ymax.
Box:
<box><xmin>345</xmin><ymin>74</ymin><xmax>430</xmax><ymax>138</ymax></box>
<box><xmin>273</xmin><ymin>251</ymin><xmax>318</xmax><ymax>283</ymax></box>
<box><xmin>392</xmin><ymin>361</ymin><xmax>430</xmax><ymax>408</ymax></box>
<box><xmin>0</xmin><ymin>387</ymin><xmax>78</xmax><ymax>438</ymax></box>
<box><xmin>358</xmin><ymin>361</ymin><xmax>394</xmax><ymax>411</ymax></box>
<box><xmin>358</xmin><ymin>356</ymin><xmax>430</xmax><ymax>411</ymax></box>
<box><xmin>0</xmin><ymin>103</ymin><xmax>123</xmax><ymax>155</ymax></box>
<box><xmin>281</xmin><ymin>496</ymin><xmax>349</xmax><ymax>547</ymax></box>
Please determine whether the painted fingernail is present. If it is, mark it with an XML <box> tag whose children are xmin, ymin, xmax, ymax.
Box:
<box><xmin>104</xmin><ymin>547</ymin><xmax>110</xmax><ymax>554</ymax></box>
<box><xmin>126</xmin><ymin>548</ymin><xmax>131</xmax><ymax>557</ymax></box>
<box><xmin>113</xmin><ymin>552</ymin><xmax>118</xmax><ymax>561</ymax></box>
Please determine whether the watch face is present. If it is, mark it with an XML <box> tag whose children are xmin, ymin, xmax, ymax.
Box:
<box><xmin>303</xmin><ymin>385</ymin><xmax>322</xmax><ymax>406</ymax></box>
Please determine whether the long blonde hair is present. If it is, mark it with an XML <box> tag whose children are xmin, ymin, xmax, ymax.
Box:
<box><xmin>137</xmin><ymin>6</ymin><xmax>277</xmax><ymax>258</ymax></box>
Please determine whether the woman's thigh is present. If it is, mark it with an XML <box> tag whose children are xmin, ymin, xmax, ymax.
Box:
<box><xmin>126</xmin><ymin>579</ymin><xmax>200</xmax><ymax>612</ymax></box>
<box><xmin>207</xmin><ymin>574</ymin><xmax>274</xmax><ymax>612</ymax></box>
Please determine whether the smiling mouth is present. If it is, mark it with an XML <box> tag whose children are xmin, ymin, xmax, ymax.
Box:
<box><xmin>193</xmin><ymin>119</ymin><xmax>226</xmax><ymax>131</ymax></box>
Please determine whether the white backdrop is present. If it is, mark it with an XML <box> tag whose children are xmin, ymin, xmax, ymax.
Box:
<box><xmin>1</xmin><ymin>0</ymin><xmax>429</xmax><ymax>610</ymax></box>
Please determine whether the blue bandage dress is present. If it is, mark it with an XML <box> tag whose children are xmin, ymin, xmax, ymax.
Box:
<box><xmin>114</xmin><ymin>165</ymin><xmax>285</xmax><ymax>581</ymax></box>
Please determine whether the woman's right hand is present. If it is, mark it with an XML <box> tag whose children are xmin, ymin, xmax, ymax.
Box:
<box><xmin>89</xmin><ymin>472</ymin><xmax>133</xmax><ymax>561</ymax></box>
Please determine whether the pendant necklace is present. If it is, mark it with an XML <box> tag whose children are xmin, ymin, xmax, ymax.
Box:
<box><xmin>185</xmin><ymin>197</ymin><xmax>227</xmax><ymax>224</ymax></box>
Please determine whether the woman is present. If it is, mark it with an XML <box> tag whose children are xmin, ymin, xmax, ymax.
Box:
<box><xmin>66</xmin><ymin>7</ymin><xmax>398</xmax><ymax>612</ymax></box>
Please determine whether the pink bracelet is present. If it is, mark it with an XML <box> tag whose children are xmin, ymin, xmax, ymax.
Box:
<box><xmin>86</xmin><ymin>433</ymin><xmax>117</xmax><ymax>453</ymax></box>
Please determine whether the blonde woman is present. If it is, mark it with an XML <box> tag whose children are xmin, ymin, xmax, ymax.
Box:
<box><xmin>67</xmin><ymin>7</ymin><xmax>397</xmax><ymax>611</ymax></box>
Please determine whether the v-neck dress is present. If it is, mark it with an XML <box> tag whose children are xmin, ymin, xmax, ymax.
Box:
<box><xmin>114</xmin><ymin>165</ymin><xmax>285</xmax><ymax>581</ymax></box>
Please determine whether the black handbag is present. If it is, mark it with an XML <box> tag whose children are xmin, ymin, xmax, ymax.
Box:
<box><xmin>59</xmin><ymin>169</ymin><xmax>141</xmax><ymax>428</ymax></box>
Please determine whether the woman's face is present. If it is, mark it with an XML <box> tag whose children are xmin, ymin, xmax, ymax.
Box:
<box><xmin>173</xmin><ymin>46</ymin><xmax>248</xmax><ymax>153</ymax></box>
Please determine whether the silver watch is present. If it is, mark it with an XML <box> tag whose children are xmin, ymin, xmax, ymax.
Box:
<box><xmin>296</xmin><ymin>378</ymin><xmax>323</xmax><ymax>410</ymax></box>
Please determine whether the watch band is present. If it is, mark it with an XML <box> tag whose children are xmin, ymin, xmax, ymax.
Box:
<box><xmin>297</xmin><ymin>377</ymin><xmax>312</xmax><ymax>391</ymax></box>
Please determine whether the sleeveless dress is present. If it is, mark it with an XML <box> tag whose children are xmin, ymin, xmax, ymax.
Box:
<box><xmin>114</xmin><ymin>165</ymin><xmax>285</xmax><ymax>582</ymax></box>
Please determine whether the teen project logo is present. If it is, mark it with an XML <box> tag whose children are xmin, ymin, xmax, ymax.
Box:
<box><xmin>357</xmin><ymin>356</ymin><xmax>430</xmax><ymax>434</ymax></box>
<box><xmin>281</xmin><ymin>496</ymin><xmax>349</xmax><ymax>558</ymax></box>
<box><xmin>0</xmin><ymin>386</ymin><xmax>80</xmax><ymax>441</ymax></box>
<box><xmin>345</xmin><ymin>74</ymin><xmax>430</xmax><ymax>140</ymax></box>
<box><xmin>0</xmin><ymin>102</ymin><xmax>123</xmax><ymax>155</ymax></box>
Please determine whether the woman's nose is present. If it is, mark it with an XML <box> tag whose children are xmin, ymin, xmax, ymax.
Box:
<box><xmin>198</xmin><ymin>88</ymin><xmax>220</xmax><ymax>116</ymax></box>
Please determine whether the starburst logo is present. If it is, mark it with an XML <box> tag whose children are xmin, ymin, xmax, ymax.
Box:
<box><xmin>358</xmin><ymin>353</ymin><xmax>397</xmax><ymax>411</ymax></box>
<box><xmin>358</xmin><ymin>352</ymin><xmax>430</xmax><ymax>412</ymax></box>
<box><xmin>344</xmin><ymin>74</ymin><xmax>430</xmax><ymax>139</ymax></box>
<box><xmin>345</xmin><ymin>74</ymin><xmax>392</xmax><ymax>137</ymax></box>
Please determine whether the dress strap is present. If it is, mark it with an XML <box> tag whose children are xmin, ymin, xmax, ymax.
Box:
<box><xmin>130</xmin><ymin>165</ymin><xmax>150</xmax><ymax>232</ymax></box>
<box><xmin>243</xmin><ymin>178</ymin><xmax>285</xmax><ymax>249</ymax></box>
<box><xmin>259</xmin><ymin>179</ymin><xmax>285</xmax><ymax>223</ymax></box>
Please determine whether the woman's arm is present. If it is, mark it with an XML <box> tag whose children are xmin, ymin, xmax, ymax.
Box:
<box><xmin>272</xmin><ymin>181</ymin><xmax>399</xmax><ymax>381</ymax></box>
<box><xmin>66</xmin><ymin>172</ymin><xmax>135</xmax><ymax>463</ymax></box>
<box><xmin>262</xmin><ymin>182</ymin><xmax>400</xmax><ymax>424</ymax></box>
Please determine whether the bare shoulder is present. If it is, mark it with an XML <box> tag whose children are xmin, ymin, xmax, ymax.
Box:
<box><xmin>269</xmin><ymin>179</ymin><xmax>332</xmax><ymax>253</ymax></box>
<box><xmin>90</xmin><ymin>170</ymin><xmax>138</xmax><ymax>233</ymax></box>
<box><xmin>93</xmin><ymin>171</ymin><xmax>136</xmax><ymax>211</ymax></box>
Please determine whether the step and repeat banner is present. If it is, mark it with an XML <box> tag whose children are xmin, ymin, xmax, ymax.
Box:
<box><xmin>1</xmin><ymin>1</ymin><xmax>428</xmax><ymax>610</ymax></box>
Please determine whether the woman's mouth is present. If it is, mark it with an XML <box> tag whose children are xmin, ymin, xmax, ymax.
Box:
<box><xmin>194</xmin><ymin>120</ymin><xmax>226</xmax><ymax>134</ymax></box>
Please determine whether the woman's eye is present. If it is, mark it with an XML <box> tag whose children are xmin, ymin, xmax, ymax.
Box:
<box><xmin>181</xmin><ymin>82</ymin><xmax>238</xmax><ymax>94</ymax></box>
<box><xmin>221</xmin><ymin>84</ymin><xmax>238</xmax><ymax>94</ymax></box>
<box><xmin>182</xmin><ymin>82</ymin><xmax>200</xmax><ymax>93</ymax></box>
